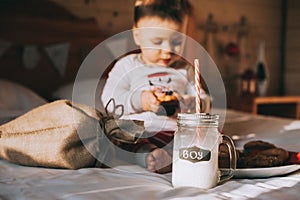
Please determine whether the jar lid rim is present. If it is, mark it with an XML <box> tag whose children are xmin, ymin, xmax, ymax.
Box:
<box><xmin>178</xmin><ymin>113</ymin><xmax>219</xmax><ymax>120</ymax></box>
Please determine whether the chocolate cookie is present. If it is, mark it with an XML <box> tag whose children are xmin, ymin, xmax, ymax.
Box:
<box><xmin>244</xmin><ymin>140</ymin><xmax>276</xmax><ymax>152</ymax></box>
<box><xmin>219</xmin><ymin>140</ymin><xmax>290</xmax><ymax>168</ymax></box>
<box><xmin>155</xmin><ymin>91</ymin><xmax>179</xmax><ymax>116</ymax></box>
<box><xmin>237</xmin><ymin>147</ymin><xmax>289</xmax><ymax>168</ymax></box>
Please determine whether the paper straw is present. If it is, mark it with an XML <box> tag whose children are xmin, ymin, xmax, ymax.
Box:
<box><xmin>194</xmin><ymin>59</ymin><xmax>201</xmax><ymax>113</ymax></box>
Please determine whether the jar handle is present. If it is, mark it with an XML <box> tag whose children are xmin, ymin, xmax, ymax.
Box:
<box><xmin>219</xmin><ymin>135</ymin><xmax>237</xmax><ymax>183</ymax></box>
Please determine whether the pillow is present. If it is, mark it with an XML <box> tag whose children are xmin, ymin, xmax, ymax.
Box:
<box><xmin>0</xmin><ymin>79</ymin><xmax>47</xmax><ymax>119</ymax></box>
<box><xmin>52</xmin><ymin>78</ymin><xmax>101</xmax><ymax>106</ymax></box>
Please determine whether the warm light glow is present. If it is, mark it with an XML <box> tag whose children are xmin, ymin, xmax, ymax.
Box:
<box><xmin>297</xmin><ymin>152</ymin><xmax>300</xmax><ymax>161</ymax></box>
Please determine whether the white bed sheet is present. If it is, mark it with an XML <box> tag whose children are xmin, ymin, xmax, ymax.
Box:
<box><xmin>0</xmin><ymin>159</ymin><xmax>299</xmax><ymax>200</ymax></box>
<box><xmin>1</xmin><ymin>109</ymin><xmax>300</xmax><ymax>200</ymax></box>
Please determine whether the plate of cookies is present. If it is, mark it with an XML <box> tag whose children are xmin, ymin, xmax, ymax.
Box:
<box><xmin>220</xmin><ymin>140</ymin><xmax>300</xmax><ymax>178</ymax></box>
<box><xmin>235</xmin><ymin>140</ymin><xmax>300</xmax><ymax>178</ymax></box>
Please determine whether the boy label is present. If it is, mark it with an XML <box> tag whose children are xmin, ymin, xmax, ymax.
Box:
<box><xmin>179</xmin><ymin>146</ymin><xmax>211</xmax><ymax>163</ymax></box>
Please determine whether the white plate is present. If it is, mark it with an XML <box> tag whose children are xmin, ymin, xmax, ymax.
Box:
<box><xmin>234</xmin><ymin>164</ymin><xmax>300</xmax><ymax>178</ymax></box>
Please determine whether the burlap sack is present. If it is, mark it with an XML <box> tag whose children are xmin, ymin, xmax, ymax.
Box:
<box><xmin>0</xmin><ymin>99</ymin><xmax>144</xmax><ymax>169</ymax></box>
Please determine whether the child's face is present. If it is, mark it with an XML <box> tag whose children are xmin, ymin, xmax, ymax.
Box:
<box><xmin>133</xmin><ymin>16</ymin><xmax>186</xmax><ymax>67</ymax></box>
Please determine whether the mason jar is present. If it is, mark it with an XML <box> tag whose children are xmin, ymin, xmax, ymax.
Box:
<box><xmin>172</xmin><ymin>113</ymin><xmax>236</xmax><ymax>189</ymax></box>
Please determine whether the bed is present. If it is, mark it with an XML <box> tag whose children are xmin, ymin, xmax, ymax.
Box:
<box><xmin>1</xmin><ymin>2</ymin><xmax>300</xmax><ymax>199</ymax></box>
<box><xmin>0</xmin><ymin>79</ymin><xmax>300</xmax><ymax>200</ymax></box>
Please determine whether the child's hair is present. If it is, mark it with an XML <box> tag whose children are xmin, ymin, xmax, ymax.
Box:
<box><xmin>134</xmin><ymin>0</ymin><xmax>193</xmax><ymax>26</ymax></box>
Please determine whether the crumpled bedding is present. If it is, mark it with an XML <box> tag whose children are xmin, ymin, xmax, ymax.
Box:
<box><xmin>0</xmin><ymin>159</ymin><xmax>299</xmax><ymax>200</ymax></box>
<box><xmin>1</xmin><ymin>109</ymin><xmax>300</xmax><ymax>199</ymax></box>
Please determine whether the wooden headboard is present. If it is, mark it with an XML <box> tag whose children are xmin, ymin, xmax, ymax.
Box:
<box><xmin>0</xmin><ymin>0</ymin><xmax>112</xmax><ymax>100</ymax></box>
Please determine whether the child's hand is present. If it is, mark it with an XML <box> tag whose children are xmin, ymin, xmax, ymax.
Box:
<box><xmin>141</xmin><ymin>90</ymin><xmax>160</xmax><ymax>112</ymax></box>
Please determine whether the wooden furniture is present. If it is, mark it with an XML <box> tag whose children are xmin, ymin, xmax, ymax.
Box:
<box><xmin>227</xmin><ymin>95</ymin><xmax>300</xmax><ymax>119</ymax></box>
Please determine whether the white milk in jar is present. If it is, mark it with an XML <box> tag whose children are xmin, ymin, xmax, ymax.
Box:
<box><xmin>172</xmin><ymin>113</ymin><xmax>236</xmax><ymax>189</ymax></box>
